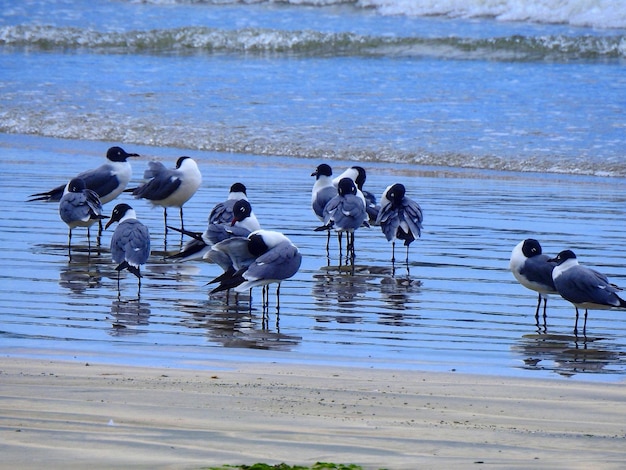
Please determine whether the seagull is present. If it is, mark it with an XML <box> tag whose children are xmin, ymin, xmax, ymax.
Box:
<box><xmin>58</xmin><ymin>178</ymin><xmax>108</xmax><ymax>256</ymax></box>
<box><xmin>167</xmin><ymin>183</ymin><xmax>255</xmax><ymax>261</ymax></box>
<box><xmin>208</xmin><ymin>182</ymin><xmax>249</xmax><ymax>226</ymax></box>
<box><xmin>316</xmin><ymin>177</ymin><xmax>368</xmax><ymax>264</ymax></box>
<box><xmin>29</xmin><ymin>146</ymin><xmax>138</xmax><ymax>204</ymax></box>
<box><xmin>333</xmin><ymin>165</ymin><xmax>379</xmax><ymax>223</ymax></box>
<box><xmin>311</xmin><ymin>164</ymin><xmax>337</xmax><ymax>220</ymax></box>
<box><xmin>105</xmin><ymin>203</ymin><xmax>151</xmax><ymax>296</ymax></box>
<box><xmin>169</xmin><ymin>199</ymin><xmax>260</xmax><ymax>262</ymax></box>
<box><xmin>509</xmin><ymin>239</ymin><xmax>558</xmax><ymax>320</ymax></box>
<box><xmin>204</xmin><ymin>199</ymin><xmax>261</xmax><ymax>245</ymax></box>
<box><xmin>376</xmin><ymin>183</ymin><xmax>423</xmax><ymax>265</ymax></box>
<box><xmin>549</xmin><ymin>249</ymin><xmax>626</xmax><ymax>335</ymax></box>
<box><xmin>209</xmin><ymin>230</ymin><xmax>302</xmax><ymax>309</ymax></box>
<box><xmin>129</xmin><ymin>156</ymin><xmax>202</xmax><ymax>234</ymax></box>
<box><xmin>311</xmin><ymin>164</ymin><xmax>338</xmax><ymax>251</ymax></box>
<box><xmin>29</xmin><ymin>146</ymin><xmax>138</xmax><ymax>238</ymax></box>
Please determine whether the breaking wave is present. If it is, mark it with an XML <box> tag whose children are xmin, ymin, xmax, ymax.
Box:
<box><xmin>1</xmin><ymin>25</ymin><xmax>625</xmax><ymax>61</ymax></box>
<box><xmin>130</xmin><ymin>0</ymin><xmax>626</xmax><ymax>30</ymax></box>
<box><xmin>2</xmin><ymin>110</ymin><xmax>625</xmax><ymax>177</ymax></box>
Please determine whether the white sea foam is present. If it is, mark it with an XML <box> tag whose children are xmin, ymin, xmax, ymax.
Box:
<box><xmin>1</xmin><ymin>25</ymin><xmax>623</xmax><ymax>60</ymax></box>
<box><xmin>358</xmin><ymin>0</ymin><xmax>626</xmax><ymax>29</ymax></box>
<box><xmin>133</xmin><ymin>0</ymin><xmax>626</xmax><ymax>29</ymax></box>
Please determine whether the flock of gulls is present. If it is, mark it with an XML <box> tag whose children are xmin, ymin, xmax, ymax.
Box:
<box><xmin>27</xmin><ymin>146</ymin><xmax>423</xmax><ymax>308</ymax></box>
<box><xmin>28</xmin><ymin>146</ymin><xmax>625</xmax><ymax>334</ymax></box>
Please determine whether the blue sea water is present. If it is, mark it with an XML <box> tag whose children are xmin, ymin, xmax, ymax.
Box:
<box><xmin>1</xmin><ymin>0</ymin><xmax>625</xmax><ymax>175</ymax></box>
<box><xmin>1</xmin><ymin>0</ymin><xmax>626</xmax><ymax>380</ymax></box>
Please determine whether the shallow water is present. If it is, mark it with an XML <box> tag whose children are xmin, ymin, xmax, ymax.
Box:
<box><xmin>1</xmin><ymin>134</ymin><xmax>625</xmax><ymax>381</ymax></box>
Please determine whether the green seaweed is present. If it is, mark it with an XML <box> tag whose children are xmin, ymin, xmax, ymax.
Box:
<box><xmin>206</xmin><ymin>463</ymin><xmax>368</xmax><ymax>470</ymax></box>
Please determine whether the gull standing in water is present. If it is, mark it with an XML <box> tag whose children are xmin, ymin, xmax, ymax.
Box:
<box><xmin>333</xmin><ymin>165</ymin><xmax>379</xmax><ymax>223</ymax></box>
<box><xmin>316</xmin><ymin>177</ymin><xmax>368</xmax><ymax>266</ymax></box>
<box><xmin>549</xmin><ymin>249</ymin><xmax>626</xmax><ymax>336</ymax></box>
<box><xmin>170</xmin><ymin>199</ymin><xmax>260</xmax><ymax>262</ymax></box>
<box><xmin>209</xmin><ymin>230</ymin><xmax>302</xmax><ymax>311</ymax></box>
<box><xmin>167</xmin><ymin>183</ymin><xmax>258</xmax><ymax>261</ymax></box>
<box><xmin>207</xmin><ymin>182</ymin><xmax>249</xmax><ymax>226</ymax></box>
<box><xmin>106</xmin><ymin>203</ymin><xmax>151</xmax><ymax>297</ymax></box>
<box><xmin>311</xmin><ymin>164</ymin><xmax>338</xmax><ymax>252</ymax></box>
<box><xmin>30</xmin><ymin>146</ymin><xmax>139</xmax><ymax>238</ymax></box>
<box><xmin>58</xmin><ymin>178</ymin><xmax>108</xmax><ymax>257</ymax></box>
<box><xmin>29</xmin><ymin>146</ymin><xmax>139</xmax><ymax>204</ymax></box>
<box><xmin>509</xmin><ymin>239</ymin><xmax>558</xmax><ymax>322</ymax></box>
<box><xmin>376</xmin><ymin>183</ymin><xmax>423</xmax><ymax>267</ymax></box>
<box><xmin>129</xmin><ymin>156</ymin><xmax>202</xmax><ymax>235</ymax></box>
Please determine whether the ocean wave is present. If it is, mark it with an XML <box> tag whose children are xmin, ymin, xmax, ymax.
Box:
<box><xmin>128</xmin><ymin>0</ymin><xmax>626</xmax><ymax>30</ymax></box>
<box><xmin>1</xmin><ymin>25</ymin><xmax>624</xmax><ymax>61</ymax></box>
<box><xmin>360</xmin><ymin>0</ymin><xmax>626</xmax><ymax>30</ymax></box>
<box><xmin>1</xmin><ymin>111</ymin><xmax>624</xmax><ymax>177</ymax></box>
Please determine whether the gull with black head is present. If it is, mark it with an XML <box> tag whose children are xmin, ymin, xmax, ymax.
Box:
<box><xmin>311</xmin><ymin>164</ymin><xmax>338</xmax><ymax>252</ymax></box>
<box><xmin>333</xmin><ymin>165</ymin><xmax>379</xmax><ymax>223</ymax></box>
<box><xmin>509</xmin><ymin>239</ymin><xmax>558</xmax><ymax>322</ymax></box>
<box><xmin>29</xmin><ymin>146</ymin><xmax>139</xmax><ymax>237</ymax></box>
<box><xmin>29</xmin><ymin>146</ymin><xmax>138</xmax><ymax>204</ymax></box>
<box><xmin>106</xmin><ymin>203</ymin><xmax>151</xmax><ymax>297</ymax></box>
<box><xmin>376</xmin><ymin>183</ymin><xmax>423</xmax><ymax>267</ymax></box>
<box><xmin>549</xmin><ymin>249</ymin><xmax>626</xmax><ymax>336</ymax></box>
<box><xmin>58</xmin><ymin>177</ymin><xmax>108</xmax><ymax>257</ymax></box>
<box><xmin>316</xmin><ymin>177</ymin><xmax>368</xmax><ymax>266</ymax></box>
<box><xmin>209</xmin><ymin>230</ymin><xmax>302</xmax><ymax>311</ymax></box>
<box><xmin>129</xmin><ymin>156</ymin><xmax>202</xmax><ymax>235</ymax></box>
<box><xmin>170</xmin><ymin>198</ymin><xmax>260</xmax><ymax>262</ymax></box>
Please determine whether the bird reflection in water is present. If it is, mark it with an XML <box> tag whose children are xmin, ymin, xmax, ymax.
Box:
<box><xmin>59</xmin><ymin>257</ymin><xmax>103</xmax><ymax>294</ymax></box>
<box><xmin>177</xmin><ymin>298</ymin><xmax>301</xmax><ymax>349</ymax></box>
<box><xmin>312</xmin><ymin>265</ymin><xmax>371</xmax><ymax>308</ymax></box>
<box><xmin>379</xmin><ymin>275</ymin><xmax>422</xmax><ymax>311</ymax></box>
<box><xmin>512</xmin><ymin>332</ymin><xmax>620</xmax><ymax>377</ymax></box>
<box><xmin>109</xmin><ymin>299</ymin><xmax>151</xmax><ymax>336</ymax></box>
<box><xmin>312</xmin><ymin>263</ymin><xmax>422</xmax><ymax>326</ymax></box>
<box><xmin>207</xmin><ymin>289</ymin><xmax>284</xmax><ymax>332</ymax></box>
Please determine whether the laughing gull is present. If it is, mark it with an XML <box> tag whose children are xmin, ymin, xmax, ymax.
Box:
<box><xmin>509</xmin><ymin>239</ymin><xmax>558</xmax><ymax>320</ymax></box>
<box><xmin>208</xmin><ymin>182</ymin><xmax>249</xmax><ymax>225</ymax></box>
<box><xmin>29</xmin><ymin>146</ymin><xmax>138</xmax><ymax>204</ymax></box>
<box><xmin>105</xmin><ymin>203</ymin><xmax>151</xmax><ymax>295</ymax></box>
<box><xmin>30</xmin><ymin>146</ymin><xmax>138</xmax><ymax>238</ymax></box>
<box><xmin>311</xmin><ymin>164</ymin><xmax>338</xmax><ymax>251</ymax></box>
<box><xmin>311</xmin><ymin>164</ymin><xmax>338</xmax><ymax>220</ymax></box>
<box><xmin>332</xmin><ymin>165</ymin><xmax>379</xmax><ymax>223</ymax></box>
<box><xmin>169</xmin><ymin>199</ymin><xmax>260</xmax><ymax>262</ymax></box>
<box><xmin>204</xmin><ymin>199</ymin><xmax>260</xmax><ymax>244</ymax></box>
<box><xmin>167</xmin><ymin>183</ymin><xmax>256</xmax><ymax>261</ymax></box>
<box><xmin>549</xmin><ymin>249</ymin><xmax>626</xmax><ymax>335</ymax></box>
<box><xmin>316</xmin><ymin>177</ymin><xmax>369</xmax><ymax>264</ymax></box>
<box><xmin>209</xmin><ymin>230</ymin><xmax>302</xmax><ymax>309</ymax></box>
<box><xmin>376</xmin><ymin>183</ymin><xmax>423</xmax><ymax>265</ymax></box>
<box><xmin>129</xmin><ymin>156</ymin><xmax>202</xmax><ymax>233</ymax></box>
<box><xmin>58</xmin><ymin>178</ymin><xmax>108</xmax><ymax>256</ymax></box>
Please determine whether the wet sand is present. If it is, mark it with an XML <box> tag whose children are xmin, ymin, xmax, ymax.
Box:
<box><xmin>1</xmin><ymin>357</ymin><xmax>625</xmax><ymax>469</ymax></box>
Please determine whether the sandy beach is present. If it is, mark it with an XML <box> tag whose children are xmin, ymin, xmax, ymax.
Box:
<box><xmin>1</xmin><ymin>357</ymin><xmax>624</xmax><ymax>469</ymax></box>
<box><xmin>2</xmin><ymin>2</ymin><xmax>626</xmax><ymax>467</ymax></box>
<box><xmin>2</xmin><ymin>137</ymin><xmax>626</xmax><ymax>469</ymax></box>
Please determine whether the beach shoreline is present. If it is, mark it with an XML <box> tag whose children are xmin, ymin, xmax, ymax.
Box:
<box><xmin>1</xmin><ymin>356</ymin><xmax>624</xmax><ymax>469</ymax></box>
